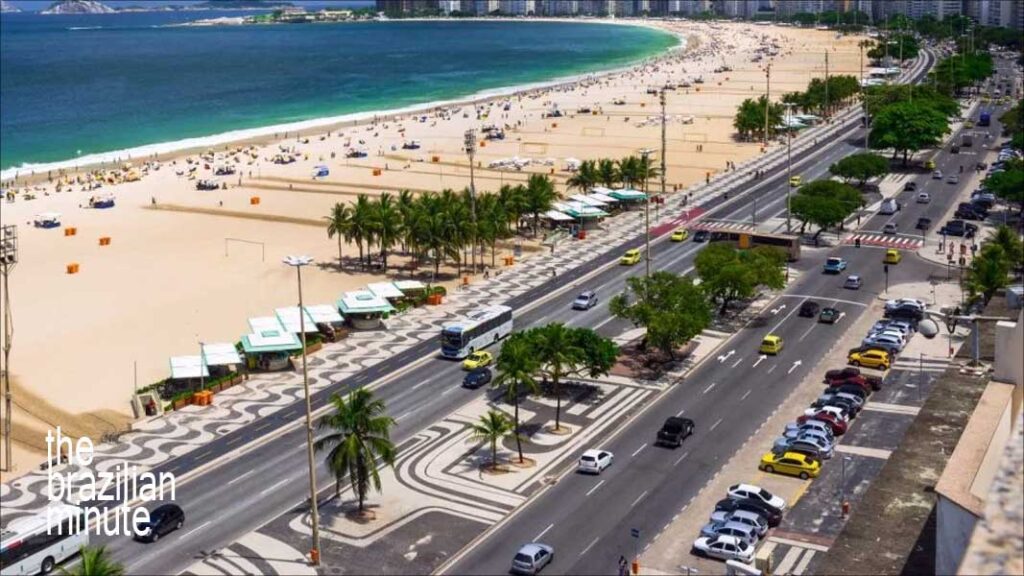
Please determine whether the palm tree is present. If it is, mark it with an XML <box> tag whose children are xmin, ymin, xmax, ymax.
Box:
<box><xmin>414</xmin><ymin>192</ymin><xmax>449</xmax><ymax>279</ymax></box>
<box><xmin>566</xmin><ymin>160</ymin><xmax>597</xmax><ymax>193</ymax></box>
<box><xmin>530</xmin><ymin>323</ymin><xmax>581</xmax><ymax>432</ymax></box>
<box><xmin>350</xmin><ymin>194</ymin><xmax>375</xmax><ymax>269</ymax></box>
<box><xmin>466</xmin><ymin>410</ymin><xmax>517</xmax><ymax>470</ymax></box>
<box><xmin>597</xmin><ymin>158</ymin><xmax>619</xmax><ymax>188</ymax></box>
<box><xmin>617</xmin><ymin>156</ymin><xmax>639</xmax><ymax>188</ymax></box>
<box><xmin>61</xmin><ymin>546</ymin><xmax>123</xmax><ymax>576</ymax></box>
<box><xmin>441</xmin><ymin>188</ymin><xmax>470</xmax><ymax>275</ymax></box>
<box><xmin>315</xmin><ymin>388</ymin><xmax>397</xmax><ymax>512</ymax></box>
<box><xmin>493</xmin><ymin>331</ymin><xmax>540</xmax><ymax>463</ymax></box>
<box><xmin>637</xmin><ymin>154</ymin><xmax>659</xmax><ymax>193</ymax></box>
<box><xmin>476</xmin><ymin>192</ymin><xmax>508</xmax><ymax>268</ymax></box>
<box><xmin>396</xmin><ymin>189</ymin><xmax>417</xmax><ymax>254</ymax></box>
<box><xmin>371</xmin><ymin>192</ymin><xmax>403</xmax><ymax>271</ymax></box>
<box><xmin>325</xmin><ymin>202</ymin><xmax>352</xmax><ymax>268</ymax></box>
<box><xmin>524</xmin><ymin>174</ymin><xmax>557</xmax><ymax>237</ymax></box>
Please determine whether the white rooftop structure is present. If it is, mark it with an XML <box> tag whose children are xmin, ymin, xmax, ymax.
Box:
<box><xmin>275</xmin><ymin>307</ymin><xmax>319</xmax><ymax>334</ymax></box>
<box><xmin>169</xmin><ymin>355</ymin><xmax>208</xmax><ymax>379</ymax></box>
<box><xmin>305</xmin><ymin>304</ymin><xmax>344</xmax><ymax>325</ymax></box>
<box><xmin>393</xmin><ymin>279</ymin><xmax>427</xmax><ymax>293</ymax></box>
<box><xmin>544</xmin><ymin>210</ymin><xmax>574</xmax><ymax>222</ymax></box>
<box><xmin>337</xmin><ymin>290</ymin><xmax>395</xmax><ymax>315</ymax></box>
<box><xmin>587</xmin><ymin>192</ymin><xmax>618</xmax><ymax>204</ymax></box>
<box><xmin>366</xmin><ymin>282</ymin><xmax>404</xmax><ymax>300</ymax></box>
<box><xmin>570</xmin><ymin>194</ymin><xmax>608</xmax><ymax>207</ymax></box>
<box><xmin>249</xmin><ymin>316</ymin><xmax>287</xmax><ymax>334</ymax></box>
<box><xmin>201</xmin><ymin>342</ymin><xmax>242</xmax><ymax>366</ymax></box>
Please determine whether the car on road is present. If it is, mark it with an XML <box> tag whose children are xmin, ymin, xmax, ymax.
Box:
<box><xmin>799</xmin><ymin>301</ymin><xmax>820</xmax><ymax>318</ymax></box>
<box><xmin>884</xmin><ymin>249</ymin><xmax>902</xmax><ymax>265</ymax></box>
<box><xmin>462</xmin><ymin>350</ymin><xmax>493</xmax><ymax>370</ymax></box>
<box><xmin>620</xmin><ymin>248</ymin><xmax>642</xmax><ymax>265</ymax></box>
<box><xmin>947</xmin><ymin>174</ymin><xmax>959</xmax><ymax>184</ymax></box>
<box><xmin>511</xmin><ymin>543</ymin><xmax>554</xmax><ymax>575</ymax></box>
<box><xmin>759</xmin><ymin>335</ymin><xmax>784</xmax><ymax>355</ymax></box>
<box><xmin>707</xmin><ymin>510</ymin><xmax>770</xmax><ymax>538</ymax></box>
<box><xmin>843</xmin><ymin>275</ymin><xmax>863</xmax><ymax>290</ymax></box>
<box><xmin>759</xmin><ymin>451</ymin><xmax>821</xmax><ymax>480</ymax></box>
<box><xmin>700</xmin><ymin>520</ymin><xmax>760</xmax><ymax>547</ymax></box>
<box><xmin>727</xmin><ymin>484</ymin><xmax>787</xmax><ymax>513</ymax></box>
<box><xmin>671</xmin><ymin>228</ymin><xmax>690</xmax><ymax>242</ymax></box>
<box><xmin>916</xmin><ymin>217</ymin><xmax>932</xmax><ymax>230</ymax></box>
<box><xmin>848</xmin><ymin>348</ymin><xmax>891</xmax><ymax>370</ymax></box>
<box><xmin>819</xmin><ymin>307</ymin><xmax>839</xmax><ymax>324</ymax></box>
<box><xmin>932</xmin><ymin>169</ymin><xmax>943</xmax><ymax>179</ymax></box>
<box><xmin>692</xmin><ymin>535</ymin><xmax>755</xmax><ymax>563</ymax></box>
<box><xmin>789</xmin><ymin>175</ymin><xmax>802</xmax><ymax>187</ymax></box>
<box><xmin>903</xmin><ymin>181</ymin><xmax>918</xmax><ymax>192</ymax></box>
<box><xmin>925</xmin><ymin>160</ymin><xmax>936</xmax><ymax>170</ymax></box>
<box><xmin>713</xmin><ymin>498</ymin><xmax>782</xmax><ymax>527</ymax></box>
<box><xmin>884</xmin><ymin>298</ymin><xmax>925</xmax><ymax>312</ymax></box>
<box><xmin>797</xmin><ymin>411</ymin><xmax>848</xmax><ymax>435</ymax></box>
<box><xmin>693</xmin><ymin>230</ymin><xmax>710</xmax><ymax>243</ymax></box>
<box><xmin>577</xmin><ymin>449</ymin><xmax>613</xmax><ymax>474</ymax></box>
<box><xmin>883</xmin><ymin>222</ymin><xmax>898</xmax><ymax>234</ymax></box>
<box><xmin>940</xmin><ymin>220</ymin><xmax>977</xmax><ymax>237</ymax></box>
<box><xmin>916</xmin><ymin>191</ymin><xmax>930</xmax><ymax>203</ymax></box>
<box><xmin>462</xmin><ymin>367</ymin><xmax>492</xmax><ymax>389</ymax></box>
<box><xmin>134</xmin><ymin>503</ymin><xmax>185</xmax><ymax>543</ymax></box>
<box><xmin>823</xmin><ymin>257</ymin><xmax>847</xmax><ymax>274</ymax></box>
<box><xmin>572</xmin><ymin>291</ymin><xmax>598</xmax><ymax>310</ymax></box>
<box><xmin>656</xmin><ymin>416</ymin><xmax>695</xmax><ymax>448</ymax></box>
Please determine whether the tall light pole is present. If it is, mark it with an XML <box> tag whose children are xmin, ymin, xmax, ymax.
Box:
<box><xmin>464</xmin><ymin>129</ymin><xmax>478</xmax><ymax>273</ymax></box>
<box><xmin>641</xmin><ymin>148</ymin><xmax>652</xmax><ymax>278</ymax></box>
<box><xmin>0</xmin><ymin>224</ymin><xmax>16</xmax><ymax>472</ymax></box>
<box><xmin>283</xmin><ymin>255</ymin><xmax>321</xmax><ymax>567</ymax></box>
<box><xmin>659</xmin><ymin>88</ymin><xmax>667</xmax><ymax>231</ymax></box>
<box><xmin>764</xmin><ymin>63</ymin><xmax>771</xmax><ymax>148</ymax></box>
<box><xmin>784</xmin><ymin>103</ymin><xmax>795</xmax><ymax>234</ymax></box>
<box><xmin>824</xmin><ymin>50</ymin><xmax>830</xmax><ymax>119</ymax></box>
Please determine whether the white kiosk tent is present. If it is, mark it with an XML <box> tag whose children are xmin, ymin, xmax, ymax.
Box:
<box><xmin>241</xmin><ymin>317</ymin><xmax>301</xmax><ymax>371</ymax></box>
<box><xmin>169</xmin><ymin>343</ymin><xmax>243</xmax><ymax>379</ymax></box>
<box><xmin>337</xmin><ymin>290</ymin><xmax>395</xmax><ymax>330</ymax></box>
<box><xmin>275</xmin><ymin>307</ymin><xmax>319</xmax><ymax>335</ymax></box>
<box><xmin>366</xmin><ymin>282</ymin><xmax>405</xmax><ymax>302</ymax></box>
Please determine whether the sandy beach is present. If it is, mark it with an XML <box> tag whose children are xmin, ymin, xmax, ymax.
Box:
<box><xmin>0</xmin><ymin>19</ymin><xmax>867</xmax><ymax>476</ymax></box>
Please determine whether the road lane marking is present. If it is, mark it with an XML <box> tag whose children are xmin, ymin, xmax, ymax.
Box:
<box><xmin>260</xmin><ymin>478</ymin><xmax>291</xmax><ymax>496</ymax></box>
<box><xmin>586</xmin><ymin>480</ymin><xmax>605</xmax><ymax>497</ymax></box>
<box><xmin>776</xmin><ymin>547</ymin><xmax>803</xmax><ymax>575</ymax></box>
<box><xmin>741</xmin><ymin>389</ymin><xmax>752</xmax><ymax>401</ymax></box>
<box><xmin>731</xmin><ymin>357</ymin><xmax>744</xmax><ymax>368</ymax></box>
<box><xmin>769</xmin><ymin>298</ymin><xmax>807</xmax><ymax>333</ymax></box>
<box><xmin>226</xmin><ymin>435</ymin><xmax>245</xmax><ymax>446</ymax></box>
<box><xmin>440</xmin><ymin>386</ymin><xmax>457</xmax><ymax>396</ymax></box>
<box><xmin>765</xmin><ymin>536</ymin><xmax>831</xmax><ymax>553</ymax></box>
<box><xmin>396</xmin><ymin>408</ymin><xmax>420</xmax><ymax>422</ymax></box>
<box><xmin>631</xmin><ymin>490</ymin><xmax>649</xmax><ymax>507</ymax></box>
<box><xmin>534</xmin><ymin>523</ymin><xmax>554</xmax><ymax>541</ymax></box>
<box><xmin>767</xmin><ymin>364</ymin><xmax>777</xmax><ymax>373</ymax></box>
<box><xmin>861</xmin><ymin>402</ymin><xmax>921</xmax><ymax>416</ymax></box>
<box><xmin>194</xmin><ymin>450</ymin><xmax>211</xmax><ymax>460</ymax></box>
<box><xmin>631</xmin><ymin>443</ymin><xmax>648</xmax><ymax>458</ymax></box>
<box><xmin>179</xmin><ymin>521</ymin><xmax>210</xmax><ymax>540</ymax></box>
<box><xmin>779</xmin><ymin>294</ymin><xmax>868</xmax><ymax>308</ymax></box>
<box><xmin>676</xmin><ymin>408</ymin><xmax>686</xmax><ymax>417</ymax></box>
<box><xmin>411</xmin><ymin>379</ymin><xmax>431</xmax><ymax>390</ymax></box>
<box><xmin>709</xmin><ymin>417</ymin><xmax>723</xmax><ymax>432</ymax></box>
<box><xmin>227</xmin><ymin>468</ymin><xmax>256</xmax><ymax>485</ymax></box>
<box><xmin>579</xmin><ymin>537</ymin><xmax>600</xmax><ymax>557</ymax></box>
<box><xmin>593</xmin><ymin>315</ymin><xmax>617</xmax><ymax>331</ymax></box>
<box><xmin>794</xmin><ymin>550</ymin><xmax>817</xmax><ymax>575</ymax></box>
<box><xmin>799</xmin><ymin>322</ymin><xmax>817</xmax><ymax>342</ymax></box>
<box><xmin>254</xmin><ymin>422</ymin><xmax>271</xmax><ymax>432</ymax></box>
<box><xmin>835</xmin><ymin>445</ymin><xmax>893</xmax><ymax>459</ymax></box>
<box><xmin>674</xmin><ymin>451</ymin><xmax>690</xmax><ymax>466</ymax></box>
<box><xmin>703</xmin><ymin>382</ymin><xmax>717</xmax><ymax>394</ymax></box>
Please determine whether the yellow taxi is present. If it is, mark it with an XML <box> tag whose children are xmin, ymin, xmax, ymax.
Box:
<box><xmin>760</xmin><ymin>451</ymin><xmax>821</xmax><ymax>480</ymax></box>
<box><xmin>964</xmin><ymin>120</ymin><xmax>975</xmax><ymax>129</ymax></box>
<box><xmin>670</xmin><ymin>229</ymin><xmax>690</xmax><ymax>242</ymax></box>
<box><xmin>848</xmin><ymin>349</ymin><xmax>890</xmax><ymax>370</ymax></box>
<box><xmin>884</xmin><ymin>249</ymin><xmax>902</xmax><ymax>264</ymax></box>
<box><xmin>925</xmin><ymin>159</ymin><xmax>936</xmax><ymax>170</ymax></box>
<box><xmin>462</xmin><ymin>350</ymin><xmax>493</xmax><ymax>370</ymax></box>
<box><xmin>789</xmin><ymin>175</ymin><xmax>802</xmax><ymax>187</ymax></box>
<box><xmin>759</xmin><ymin>335</ymin><xmax>784</xmax><ymax>355</ymax></box>
<box><xmin>620</xmin><ymin>248</ymin><xmax>642</xmax><ymax>265</ymax></box>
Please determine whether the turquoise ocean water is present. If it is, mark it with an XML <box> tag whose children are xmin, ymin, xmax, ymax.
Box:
<box><xmin>0</xmin><ymin>14</ymin><xmax>678</xmax><ymax>177</ymax></box>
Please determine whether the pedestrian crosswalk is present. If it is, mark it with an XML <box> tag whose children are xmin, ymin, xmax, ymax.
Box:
<box><xmin>690</xmin><ymin>220</ymin><xmax>757</xmax><ymax>233</ymax></box>
<box><xmin>761</xmin><ymin>536</ymin><xmax>828</xmax><ymax>575</ymax></box>
<box><xmin>844</xmin><ymin>233</ymin><xmax>925</xmax><ymax>250</ymax></box>
<box><xmin>891</xmin><ymin>355</ymin><xmax>952</xmax><ymax>374</ymax></box>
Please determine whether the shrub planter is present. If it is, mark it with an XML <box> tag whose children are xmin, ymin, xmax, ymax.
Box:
<box><xmin>172</xmin><ymin>397</ymin><xmax>191</xmax><ymax>411</ymax></box>
<box><xmin>306</xmin><ymin>342</ymin><xmax>323</xmax><ymax>354</ymax></box>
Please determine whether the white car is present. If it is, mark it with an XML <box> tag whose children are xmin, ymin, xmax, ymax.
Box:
<box><xmin>699</xmin><ymin>521</ymin><xmax>759</xmax><ymax>546</ymax></box>
<box><xmin>883</xmin><ymin>222</ymin><xmax>898</xmax><ymax>234</ymax></box>
<box><xmin>577</xmin><ymin>449</ymin><xmax>613</xmax><ymax>474</ymax></box>
<box><xmin>692</xmin><ymin>534</ymin><xmax>755</xmax><ymax>563</ymax></box>
<box><xmin>727</xmin><ymin>483</ymin><xmax>787</xmax><ymax>512</ymax></box>
<box><xmin>916</xmin><ymin>192</ymin><xmax>931</xmax><ymax>203</ymax></box>
<box><xmin>803</xmin><ymin>405</ymin><xmax>850</xmax><ymax>423</ymax></box>
<box><xmin>885</xmin><ymin>298</ymin><xmax>926</xmax><ymax>311</ymax></box>
<box><xmin>868</xmin><ymin>329</ymin><xmax>907</xmax><ymax>344</ymax></box>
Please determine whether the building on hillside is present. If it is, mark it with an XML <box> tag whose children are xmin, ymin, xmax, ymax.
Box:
<box><xmin>376</xmin><ymin>0</ymin><xmax>439</xmax><ymax>16</ymax></box>
<box><xmin>965</xmin><ymin>0</ymin><xmax>1024</xmax><ymax>30</ymax></box>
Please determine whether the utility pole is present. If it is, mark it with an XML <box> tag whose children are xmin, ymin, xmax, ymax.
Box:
<box><xmin>464</xmin><ymin>129</ymin><xmax>477</xmax><ymax>273</ymax></box>
<box><xmin>0</xmin><ymin>225</ymin><xmax>16</xmax><ymax>472</ymax></box>
<box><xmin>825</xmin><ymin>50</ymin><xmax>830</xmax><ymax>118</ymax></box>
<box><xmin>785</xmin><ymin>103</ymin><xmax>794</xmax><ymax>234</ymax></box>
<box><xmin>660</xmin><ymin>88</ymin><xmax>667</xmax><ymax>231</ymax></box>
<box><xmin>642</xmin><ymin>148</ymin><xmax>652</xmax><ymax>278</ymax></box>
<box><xmin>764</xmin><ymin>63</ymin><xmax>771</xmax><ymax>148</ymax></box>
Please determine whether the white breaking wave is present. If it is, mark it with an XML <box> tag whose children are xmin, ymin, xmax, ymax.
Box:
<box><xmin>66</xmin><ymin>26</ymin><xmax>104</xmax><ymax>30</ymax></box>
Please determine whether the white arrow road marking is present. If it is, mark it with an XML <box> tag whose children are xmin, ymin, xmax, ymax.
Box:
<box><xmin>837</xmin><ymin>312</ymin><xmax>846</xmax><ymax>322</ymax></box>
<box><xmin>770</xmin><ymin>304</ymin><xmax>787</xmax><ymax>315</ymax></box>
<box><xmin>788</xmin><ymin>360</ymin><xmax>803</xmax><ymax>374</ymax></box>
<box><xmin>753</xmin><ymin>355</ymin><xmax>767</xmax><ymax>368</ymax></box>
<box><xmin>717</xmin><ymin>350</ymin><xmax>736</xmax><ymax>363</ymax></box>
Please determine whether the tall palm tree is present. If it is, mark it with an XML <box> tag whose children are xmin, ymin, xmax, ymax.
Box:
<box><xmin>492</xmin><ymin>332</ymin><xmax>540</xmax><ymax>463</ymax></box>
<box><xmin>476</xmin><ymin>192</ymin><xmax>508</xmax><ymax>268</ymax></box>
<box><xmin>617</xmin><ymin>156</ymin><xmax>639</xmax><ymax>188</ymax></box>
<box><xmin>597</xmin><ymin>158</ymin><xmax>619</xmax><ymax>188</ymax></box>
<box><xmin>396</xmin><ymin>189</ymin><xmax>417</xmax><ymax>254</ymax></box>
<box><xmin>371</xmin><ymin>192</ymin><xmax>404</xmax><ymax>272</ymax></box>
<box><xmin>325</xmin><ymin>202</ymin><xmax>352</xmax><ymax>268</ymax></box>
<box><xmin>314</xmin><ymin>388</ymin><xmax>397</xmax><ymax>511</ymax></box>
<box><xmin>637</xmin><ymin>154</ymin><xmax>659</xmax><ymax>194</ymax></box>
<box><xmin>61</xmin><ymin>545</ymin><xmax>124</xmax><ymax>576</ymax></box>
<box><xmin>497</xmin><ymin>184</ymin><xmax>524</xmax><ymax>234</ymax></box>
<box><xmin>466</xmin><ymin>410</ymin><xmax>517</xmax><ymax>470</ymax></box>
<box><xmin>524</xmin><ymin>174</ymin><xmax>557</xmax><ymax>237</ymax></box>
<box><xmin>530</xmin><ymin>323</ymin><xmax>581</xmax><ymax>432</ymax></box>
<box><xmin>414</xmin><ymin>192</ymin><xmax>451</xmax><ymax>279</ymax></box>
<box><xmin>350</xmin><ymin>194</ymin><xmax>376</xmax><ymax>269</ymax></box>
<box><xmin>566</xmin><ymin>160</ymin><xmax>597</xmax><ymax>193</ymax></box>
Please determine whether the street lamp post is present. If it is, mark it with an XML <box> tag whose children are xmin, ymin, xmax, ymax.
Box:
<box><xmin>0</xmin><ymin>225</ymin><xmax>17</xmax><ymax>472</ymax></box>
<box><xmin>784</xmin><ymin>103</ymin><xmax>795</xmax><ymax>234</ymax></box>
<box><xmin>464</xmin><ymin>129</ymin><xmax>478</xmax><ymax>274</ymax></box>
<box><xmin>641</xmin><ymin>149</ymin><xmax>652</xmax><ymax>278</ymax></box>
<box><xmin>283</xmin><ymin>255</ymin><xmax>321</xmax><ymax>566</ymax></box>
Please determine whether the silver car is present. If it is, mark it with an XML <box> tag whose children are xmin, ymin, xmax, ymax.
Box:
<box><xmin>708</xmin><ymin>509</ymin><xmax>770</xmax><ymax>537</ymax></box>
<box><xmin>699</xmin><ymin>520</ymin><xmax>759</xmax><ymax>546</ymax></box>
<box><xmin>784</xmin><ymin>425</ymin><xmax>834</xmax><ymax>445</ymax></box>
<box><xmin>511</xmin><ymin>543</ymin><xmax>553</xmax><ymax>575</ymax></box>
<box><xmin>773</xmin><ymin>435</ymin><xmax>834</xmax><ymax>459</ymax></box>
<box><xmin>862</xmin><ymin>335</ymin><xmax>902</xmax><ymax>354</ymax></box>
<box><xmin>844</xmin><ymin>275</ymin><xmax>862</xmax><ymax>290</ymax></box>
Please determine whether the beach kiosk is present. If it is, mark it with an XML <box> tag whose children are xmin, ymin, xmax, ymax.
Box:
<box><xmin>542</xmin><ymin>209</ymin><xmax>574</xmax><ymax>230</ymax></box>
<box><xmin>607</xmin><ymin>188</ymin><xmax>648</xmax><ymax>210</ymax></box>
<box><xmin>337</xmin><ymin>290</ymin><xmax>395</xmax><ymax>330</ymax></box>
<box><xmin>241</xmin><ymin>317</ymin><xmax>302</xmax><ymax>371</ymax></box>
<box><xmin>586</xmin><ymin>190</ymin><xmax>620</xmax><ymax>212</ymax></box>
<box><xmin>367</xmin><ymin>281</ymin><xmax>405</xmax><ymax>304</ymax></box>
<box><xmin>33</xmin><ymin>212</ymin><xmax>62</xmax><ymax>229</ymax></box>
<box><xmin>277</xmin><ymin>304</ymin><xmax>345</xmax><ymax>342</ymax></box>
<box><xmin>393</xmin><ymin>279</ymin><xmax>428</xmax><ymax>300</ymax></box>
<box><xmin>552</xmin><ymin>201</ymin><xmax>608</xmax><ymax>230</ymax></box>
<box><xmin>166</xmin><ymin>343</ymin><xmax>243</xmax><ymax>403</ymax></box>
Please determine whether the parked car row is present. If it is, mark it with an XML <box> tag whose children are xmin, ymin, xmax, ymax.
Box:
<box><xmin>845</xmin><ymin>299</ymin><xmax>925</xmax><ymax>371</ymax></box>
<box><xmin>691</xmin><ymin>484</ymin><xmax>788</xmax><ymax>564</ymax></box>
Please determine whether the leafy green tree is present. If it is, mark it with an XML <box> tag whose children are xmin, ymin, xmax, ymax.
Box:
<box><xmin>989</xmin><ymin>225</ymin><xmax>1024</xmax><ymax>278</ymax></box>
<box><xmin>829</xmin><ymin>153</ymin><xmax>889</xmax><ymax>186</ymax></box>
<box><xmin>966</xmin><ymin>243</ymin><xmax>1011</xmax><ymax>304</ymax></box>
<box><xmin>734</xmin><ymin>96</ymin><xmax>783</xmax><ymax>142</ymax></box>
<box><xmin>789</xmin><ymin>180</ymin><xmax>864</xmax><ymax>237</ymax></box>
<box><xmin>566</xmin><ymin>160</ymin><xmax>598</xmax><ymax>193</ymax></box>
<box><xmin>695</xmin><ymin>244</ymin><xmax>787</xmax><ymax>314</ymax></box>
<box><xmin>870</xmin><ymin>101</ymin><xmax>949</xmax><ymax>165</ymax></box>
<box><xmin>467</xmin><ymin>410</ymin><xmax>517</xmax><ymax>470</ymax></box>
<box><xmin>493</xmin><ymin>332</ymin><xmax>540</xmax><ymax>463</ymax></box>
<box><xmin>609</xmin><ymin>271</ymin><xmax>711</xmax><ymax>359</ymax></box>
<box><xmin>350</xmin><ymin>194</ymin><xmax>375</xmax><ymax>268</ymax></box>
<box><xmin>61</xmin><ymin>546</ymin><xmax>124</xmax><ymax>576</ymax></box>
<box><xmin>528</xmin><ymin>324</ymin><xmax>618</xmax><ymax>431</ymax></box>
<box><xmin>325</xmin><ymin>202</ymin><xmax>352</xmax><ymax>267</ymax></box>
<box><xmin>984</xmin><ymin>159</ymin><xmax>1024</xmax><ymax>214</ymax></box>
<box><xmin>497</xmin><ymin>183</ymin><xmax>527</xmax><ymax>234</ymax></box>
<box><xmin>867</xmin><ymin>34</ymin><xmax>919</xmax><ymax>61</ymax></box>
<box><xmin>315</xmin><ymin>388</ymin><xmax>397</xmax><ymax>511</ymax></box>
<box><xmin>864</xmin><ymin>84</ymin><xmax>959</xmax><ymax>119</ymax></box>
<box><xmin>370</xmin><ymin>192</ymin><xmax>403</xmax><ymax>271</ymax></box>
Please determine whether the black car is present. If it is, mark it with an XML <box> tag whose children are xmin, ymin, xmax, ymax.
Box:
<box><xmin>954</xmin><ymin>207</ymin><xmax>984</xmax><ymax>221</ymax></box>
<box><xmin>134</xmin><ymin>503</ymin><xmax>184</xmax><ymax>542</ymax></box>
<box><xmin>462</xmin><ymin>367</ymin><xmax>492</xmax><ymax>389</ymax></box>
<box><xmin>951</xmin><ymin>144</ymin><xmax>960</xmax><ymax>154</ymax></box>
<box><xmin>959</xmin><ymin>201</ymin><xmax>989</xmax><ymax>216</ymax></box>
<box><xmin>940</xmin><ymin>220</ymin><xmax>977</xmax><ymax>237</ymax></box>
<box><xmin>915</xmin><ymin>217</ymin><xmax>932</xmax><ymax>230</ymax></box>
<box><xmin>884</xmin><ymin>305</ymin><xmax>924</xmax><ymax>322</ymax></box>
<box><xmin>827</xmin><ymin>383</ymin><xmax>870</xmax><ymax>400</ymax></box>
<box><xmin>656</xmin><ymin>416</ymin><xmax>695</xmax><ymax>448</ymax></box>
<box><xmin>714</xmin><ymin>498</ymin><xmax>783</xmax><ymax>527</ymax></box>
<box><xmin>692</xmin><ymin>230</ymin><xmax>710</xmax><ymax>243</ymax></box>
<box><xmin>799</xmin><ymin>301</ymin><xmax>821</xmax><ymax>318</ymax></box>
<box><xmin>903</xmin><ymin>181</ymin><xmax>917</xmax><ymax>192</ymax></box>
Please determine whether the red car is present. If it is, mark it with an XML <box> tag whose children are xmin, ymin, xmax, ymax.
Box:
<box><xmin>797</xmin><ymin>412</ymin><xmax>848</xmax><ymax>435</ymax></box>
<box><xmin>823</xmin><ymin>370</ymin><xmax>882</xmax><ymax>392</ymax></box>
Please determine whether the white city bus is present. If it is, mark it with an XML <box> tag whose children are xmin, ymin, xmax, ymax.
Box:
<box><xmin>0</xmin><ymin>504</ymin><xmax>88</xmax><ymax>576</ymax></box>
<box><xmin>440</xmin><ymin>305</ymin><xmax>514</xmax><ymax>359</ymax></box>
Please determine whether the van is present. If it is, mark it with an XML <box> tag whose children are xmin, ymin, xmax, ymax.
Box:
<box><xmin>759</xmin><ymin>335</ymin><xmax>784</xmax><ymax>355</ymax></box>
<box><xmin>878</xmin><ymin>198</ymin><xmax>900</xmax><ymax>215</ymax></box>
